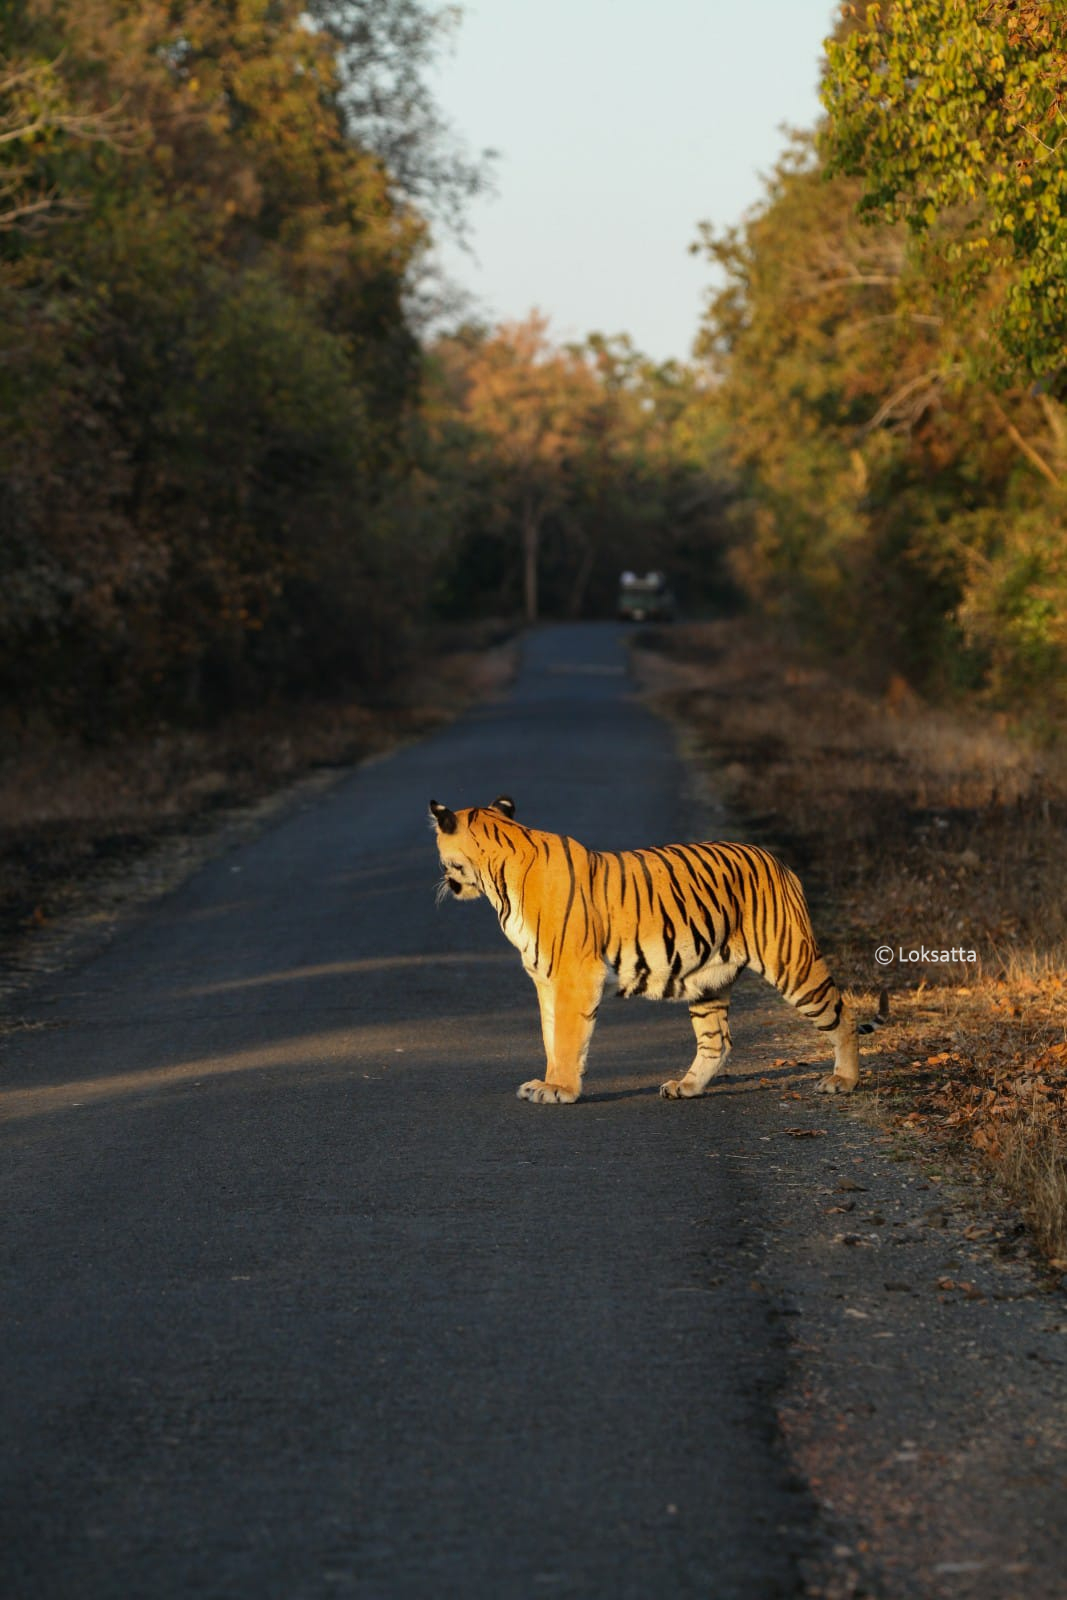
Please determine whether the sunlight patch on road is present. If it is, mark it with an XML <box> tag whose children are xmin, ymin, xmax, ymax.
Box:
<box><xmin>178</xmin><ymin>950</ymin><xmax>516</xmax><ymax>998</ymax></box>
<box><xmin>0</xmin><ymin>1009</ymin><xmax>519</xmax><ymax>1123</ymax></box>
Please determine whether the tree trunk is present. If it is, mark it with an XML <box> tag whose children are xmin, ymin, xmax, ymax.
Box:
<box><xmin>567</xmin><ymin>527</ymin><xmax>595</xmax><ymax>618</ymax></box>
<box><xmin>522</xmin><ymin>502</ymin><xmax>539</xmax><ymax>623</ymax></box>
<box><xmin>1037</xmin><ymin>393</ymin><xmax>1067</xmax><ymax>474</ymax></box>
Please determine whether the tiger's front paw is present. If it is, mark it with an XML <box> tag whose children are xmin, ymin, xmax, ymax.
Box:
<box><xmin>815</xmin><ymin>1072</ymin><xmax>857</xmax><ymax>1095</ymax></box>
<box><xmin>517</xmin><ymin>1079</ymin><xmax>579</xmax><ymax>1105</ymax></box>
<box><xmin>659</xmin><ymin>1077</ymin><xmax>704</xmax><ymax>1099</ymax></box>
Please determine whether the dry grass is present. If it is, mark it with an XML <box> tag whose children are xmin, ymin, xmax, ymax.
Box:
<box><xmin>0</xmin><ymin>626</ymin><xmax>516</xmax><ymax>957</ymax></box>
<box><xmin>635</xmin><ymin>618</ymin><xmax>1067</xmax><ymax>1267</ymax></box>
<box><xmin>1001</xmin><ymin>1114</ymin><xmax>1067</xmax><ymax>1264</ymax></box>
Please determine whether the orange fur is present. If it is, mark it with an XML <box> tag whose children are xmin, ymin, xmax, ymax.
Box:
<box><xmin>430</xmin><ymin>796</ymin><xmax>862</xmax><ymax>1103</ymax></box>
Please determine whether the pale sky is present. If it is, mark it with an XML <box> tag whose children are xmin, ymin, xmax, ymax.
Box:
<box><xmin>429</xmin><ymin>0</ymin><xmax>838</xmax><ymax>363</ymax></box>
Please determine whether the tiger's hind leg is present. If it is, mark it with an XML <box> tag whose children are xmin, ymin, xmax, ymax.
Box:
<box><xmin>814</xmin><ymin>1008</ymin><xmax>860</xmax><ymax>1094</ymax></box>
<box><xmin>774</xmin><ymin>954</ymin><xmax>859</xmax><ymax>1094</ymax></box>
<box><xmin>660</xmin><ymin>989</ymin><xmax>733</xmax><ymax>1099</ymax></box>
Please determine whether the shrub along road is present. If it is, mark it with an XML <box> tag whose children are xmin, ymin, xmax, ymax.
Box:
<box><xmin>2</xmin><ymin>624</ymin><xmax>1065</xmax><ymax>1599</ymax></box>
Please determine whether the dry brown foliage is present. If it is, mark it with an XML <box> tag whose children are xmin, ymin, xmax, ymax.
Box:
<box><xmin>0</xmin><ymin>628</ymin><xmax>515</xmax><ymax>955</ymax></box>
<box><xmin>636</xmin><ymin>619</ymin><xmax>1067</xmax><ymax>1265</ymax></box>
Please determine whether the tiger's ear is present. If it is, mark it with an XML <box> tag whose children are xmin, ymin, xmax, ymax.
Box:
<box><xmin>489</xmin><ymin>794</ymin><xmax>516</xmax><ymax>819</ymax></box>
<box><xmin>429</xmin><ymin>799</ymin><xmax>457</xmax><ymax>834</ymax></box>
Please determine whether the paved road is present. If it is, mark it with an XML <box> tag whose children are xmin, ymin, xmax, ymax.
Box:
<box><xmin>2</xmin><ymin>625</ymin><xmax>812</xmax><ymax>1599</ymax></box>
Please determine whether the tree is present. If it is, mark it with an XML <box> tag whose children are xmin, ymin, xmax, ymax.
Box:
<box><xmin>308</xmin><ymin>0</ymin><xmax>493</xmax><ymax>234</ymax></box>
<box><xmin>0</xmin><ymin>0</ymin><xmax>468</xmax><ymax>727</ymax></box>
<box><xmin>692</xmin><ymin>128</ymin><xmax>1067</xmax><ymax>706</ymax></box>
<box><xmin>440</xmin><ymin>314</ymin><xmax>599</xmax><ymax>622</ymax></box>
<box><xmin>0</xmin><ymin>45</ymin><xmax>132</xmax><ymax>232</ymax></box>
<box><xmin>822</xmin><ymin>0</ymin><xmax>1067</xmax><ymax>387</ymax></box>
<box><xmin>426</xmin><ymin>317</ymin><xmax>730</xmax><ymax>623</ymax></box>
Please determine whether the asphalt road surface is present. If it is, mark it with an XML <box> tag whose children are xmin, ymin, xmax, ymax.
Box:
<box><xmin>3</xmin><ymin>624</ymin><xmax>1066</xmax><ymax>1600</ymax></box>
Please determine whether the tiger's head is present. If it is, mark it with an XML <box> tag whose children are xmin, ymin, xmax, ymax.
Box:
<box><xmin>429</xmin><ymin>794</ymin><xmax>517</xmax><ymax>902</ymax></box>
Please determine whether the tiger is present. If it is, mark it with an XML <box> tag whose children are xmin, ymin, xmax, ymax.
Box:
<box><xmin>430</xmin><ymin>794</ymin><xmax>886</xmax><ymax>1104</ymax></box>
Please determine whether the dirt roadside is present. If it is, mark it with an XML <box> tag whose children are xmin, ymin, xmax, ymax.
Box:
<box><xmin>632</xmin><ymin>619</ymin><xmax>1067</xmax><ymax>1273</ymax></box>
<box><xmin>631</xmin><ymin>620</ymin><xmax>1067</xmax><ymax>1599</ymax></box>
<box><xmin>0</xmin><ymin>631</ymin><xmax>516</xmax><ymax>1025</ymax></box>
<box><xmin>756</xmin><ymin>1079</ymin><xmax>1067</xmax><ymax>1600</ymax></box>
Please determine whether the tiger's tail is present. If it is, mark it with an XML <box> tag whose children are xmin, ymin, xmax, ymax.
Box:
<box><xmin>857</xmin><ymin>988</ymin><xmax>891</xmax><ymax>1036</ymax></box>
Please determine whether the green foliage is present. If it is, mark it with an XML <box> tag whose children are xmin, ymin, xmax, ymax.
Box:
<box><xmin>308</xmin><ymin>0</ymin><xmax>493</xmax><ymax>231</ymax></box>
<box><xmin>0</xmin><ymin>0</ymin><xmax>447</xmax><ymax>729</ymax></box>
<box><xmin>822</xmin><ymin>0</ymin><xmax>1067</xmax><ymax>386</ymax></box>
<box><xmin>2</xmin><ymin>1</ymin><xmax>721</xmax><ymax>738</ymax></box>
<box><xmin>693</xmin><ymin>127</ymin><xmax>1067</xmax><ymax>717</ymax></box>
<box><xmin>953</xmin><ymin>507</ymin><xmax>1067</xmax><ymax>700</ymax></box>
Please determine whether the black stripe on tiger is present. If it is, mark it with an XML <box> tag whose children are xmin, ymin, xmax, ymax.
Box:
<box><xmin>430</xmin><ymin>799</ymin><xmax>880</xmax><ymax>1102</ymax></box>
<box><xmin>858</xmin><ymin>989</ymin><xmax>891</xmax><ymax>1034</ymax></box>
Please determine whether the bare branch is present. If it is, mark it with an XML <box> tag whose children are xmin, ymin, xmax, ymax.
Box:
<box><xmin>798</xmin><ymin>274</ymin><xmax>904</xmax><ymax>298</ymax></box>
<box><xmin>1036</xmin><ymin>393</ymin><xmax>1067</xmax><ymax>470</ymax></box>
<box><xmin>0</xmin><ymin>51</ymin><xmax>67</xmax><ymax>96</ymax></box>
<box><xmin>0</xmin><ymin>117</ymin><xmax>50</xmax><ymax>146</ymax></box>
<box><xmin>987</xmin><ymin>393</ymin><xmax>1062</xmax><ymax>487</ymax></box>
<box><xmin>0</xmin><ymin>51</ymin><xmax>136</xmax><ymax>231</ymax></box>
<box><xmin>0</xmin><ymin>191</ymin><xmax>84</xmax><ymax>231</ymax></box>
<box><xmin>863</xmin><ymin>368</ymin><xmax>952</xmax><ymax>433</ymax></box>
<box><xmin>839</xmin><ymin>312</ymin><xmax>944</xmax><ymax>334</ymax></box>
<box><xmin>1019</xmin><ymin>122</ymin><xmax>1067</xmax><ymax>156</ymax></box>
<box><xmin>0</xmin><ymin>102</ymin><xmax>135</xmax><ymax>149</ymax></box>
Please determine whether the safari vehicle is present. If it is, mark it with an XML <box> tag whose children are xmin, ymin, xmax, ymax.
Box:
<box><xmin>617</xmin><ymin>570</ymin><xmax>675</xmax><ymax>622</ymax></box>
